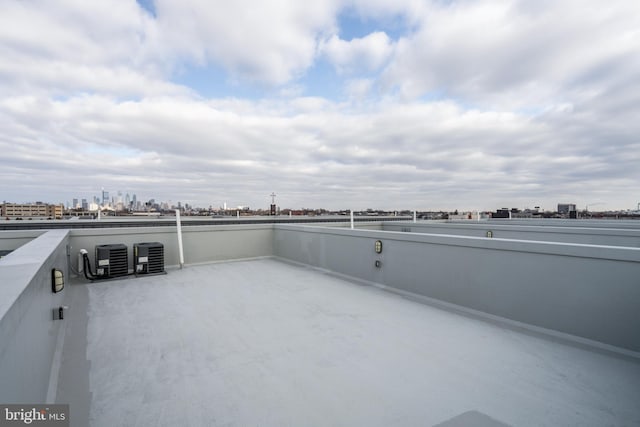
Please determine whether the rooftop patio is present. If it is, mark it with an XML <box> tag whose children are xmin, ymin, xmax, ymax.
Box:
<box><xmin>1</xmin><ymin>220</ymin><xmax>639</xmax><ymax>426</ymax></box>
<box><xmin>54</xmin><ymin>258</ymin><xmax>640</xmax><ymax>427</ymax></box>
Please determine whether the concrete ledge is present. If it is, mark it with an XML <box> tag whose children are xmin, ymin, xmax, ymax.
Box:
<box><xmin>277</xmin><ymin>224</ymin><xmax>640</xmax><ymax>262</ymax></box>
<box><xmin>482</xmin><ymin>218</ymin><xmax>640</xmax><ymax>229</ymax></box>
<box><xmin>0</xmin><ymin>230</ymin><xmax>69</xmax><ymax>402</ymax></box>
<box><xmin>383</xmin><ymin>221</ymin><xmax>640</xmax><ymax>247</ymax></box>
<box><xmin>0</xmin><ymin>230</ymin><xmax>45</xmax><ymax>252</ymax></box>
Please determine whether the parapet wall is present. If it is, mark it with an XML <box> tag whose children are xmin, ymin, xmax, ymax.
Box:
<box><xmin>66</xmin><ymin>221</ymin><xmax>383</xmax><ymax>272</ymax></box>
<box><xmin>479</xmin><ymin>218</ymin><xmax>640</xmax><ymax>229</ymax></box>
<box><xmin>382</xmin><ymin>221</ymin><xmax>640</xmax><ymax>247</ymax></box>
<box><xmin>0</xmin><ymin>230</ymin><xmax>69</xmax><ymax>402</ymax></box>
<box><xmin>0</xmin><ymin>230</ymin><xmax>45</xmax><ymax>252</ymax></box>
<box><xmin>68</xmin><ymin>223</ymin><xmax>275</xmax><ymax>271</ymax></box>
<box><xmin>274</xmin><ymin>224</ymin><xmax>640</xmax><ymax>354</ymax></box>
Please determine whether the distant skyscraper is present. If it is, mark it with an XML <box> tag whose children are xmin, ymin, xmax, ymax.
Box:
<box><xmin>72</xmin><ymin>198</ymin><xmax>78</xmax><ymax>209</ymax></box>
<box><xmin>114</xmin><ymin>191</ymin><xmax>123</xmax><ymax>211</ymax></box>
<box><xmin>102</xmin><ymin>189</ymin><xmax>109</xmax><ymax>205</ymax></box>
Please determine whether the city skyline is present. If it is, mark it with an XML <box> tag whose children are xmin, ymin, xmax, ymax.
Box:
<box><xmin>0</xmin><ymin>1</ymin><xmax>638</xmax><ymax>211</ymax></box>
<box><xmin>0</xmin><ymin>190</ymin><xmax>628</xmax><ymax>214</ymax></box>
<box><xmin>2</xmin><ymin>191</ymin><xmax>634</xmax><ymax>215</ymax></box>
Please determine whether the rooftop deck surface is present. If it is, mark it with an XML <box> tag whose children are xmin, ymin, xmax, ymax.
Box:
<box><xmin>55</xmin><ymin>258</ymin><xmax>640</xmax><ymax>427</ymax></box>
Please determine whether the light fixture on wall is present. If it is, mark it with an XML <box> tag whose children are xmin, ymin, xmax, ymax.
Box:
<box><xmin>374</xmin><ymin>240</ymin><xmax>383</xmax><ymax>253</ymax></box>
<box><xmin>51</xmin><ymin>268</ymin><xmax>64</xmax><ymax>293</ymax></box>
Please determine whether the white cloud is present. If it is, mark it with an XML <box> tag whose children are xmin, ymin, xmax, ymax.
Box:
<box><xmin>153</xmin><ymin>0</ymin><xmax>340</xmax><ymax>85</ymax></box>
<box><xmin>345</xmin><ymin>78</ymin><xmax>374</xmax><ymax>100</ymax></box>
<box><xmin>2</xmin><ymin>89</ymin><xmax>638</xmax><ymax>210</ymax></box>
<box><xmin>0</xmin><ymin>0</ymin><xmax>176</xmax><ymax>97</ymax></box>
<box><xmin>380</xmin><ymin>0</ymin><xmax>640</xmax><ymax>110</ymax></box>
<box><xmin>321</xmin><ymin>32</ymin><xmax>395</xmax><ymax>74</ymax></box>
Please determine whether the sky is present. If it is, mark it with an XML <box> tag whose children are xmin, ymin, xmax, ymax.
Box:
<box><xmin>0</xmin><ymin>0</ymin><xmax>638</xmax><ymax>211</ymax></box>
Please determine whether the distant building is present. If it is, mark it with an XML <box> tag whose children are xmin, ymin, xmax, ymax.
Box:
<box><xmin>489</xmin><ymin>208</ymin><xmax>533</xmax><ymax>219</ymax></box>
<box><xmin>449</xmin><ymin>211</ymin><xmax>489</xmax><ymax>220</ymax></box>
<box><xmin>492</xmin><ymin>208</ymin><xmax>511</xmax><ymax>219</ymax></box>
<box><xmin>558</xmin><ymin>204</ymin><xmax>576</xmax><ymax>214</ymax></box>
<box><xmin>1</xmin><ymin>203</ymin><xmax>63</xmax><ymax>219</ymax></box>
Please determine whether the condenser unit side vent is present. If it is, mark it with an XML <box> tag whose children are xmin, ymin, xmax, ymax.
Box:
<box><xmin>95</xmin><ymin>244</ymin><xmax>129</xmax><ymax>279</ymax></box>
<box><xmin>134</xmin><ymin>242</ymin><xmax>165</xmax><ymax>275</ymax></box>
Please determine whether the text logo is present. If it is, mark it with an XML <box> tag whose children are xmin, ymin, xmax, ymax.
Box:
<box><xmin>1</xmin><ymin>405</ymin><xmax>68</xmax><ymax>427</ymax></box>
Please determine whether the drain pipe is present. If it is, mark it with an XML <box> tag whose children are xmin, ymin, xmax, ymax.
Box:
<box><xmin>350</xmin><ymin>209</ymin><xmax>354</xmax><ymax>229</ymax></box>
<box><xmin>176</xmin><ymin>209</ymin><xmax>185</xmax><ymax>269</ymax></box>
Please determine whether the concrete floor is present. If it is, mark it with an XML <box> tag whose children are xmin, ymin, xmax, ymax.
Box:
<box><xmin>55</xmin><ymin>258</ymin><xmax>640</xmax><ymax>427</ymax></box>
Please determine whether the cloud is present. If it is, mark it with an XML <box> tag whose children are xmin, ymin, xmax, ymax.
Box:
<box><xmin>381</xmin><ymin>0</ymin><xmax>640</xmax><ymax>109</ymax></box>
<box><xmin>321</xmin><ymin>32</ymin><xmax>395</xmax><ymax>74</ymax></box>
<box><xmin>344</xmin><ymin>78</ymin><xmax>374</xmax><ymax>100</ymax></box>
<box><xmin>153</xmin><ymin>0</ymin><xmax>340</xmax><ymax>85</ymax></box>
<box><xmin>2</xmin><ymin>88</ymin><xmax>637</xmax><ymax>209</ymax></box>
<box><xmin>0</xmin><ymin>0</ymin><xmax>181</xmax><ymax>98</ymax></box>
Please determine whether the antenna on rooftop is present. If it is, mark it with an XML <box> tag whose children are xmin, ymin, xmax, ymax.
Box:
<box><xmin>270</xmin><ymin>192</ymin><xmax>277</xmax><ymax>216</ymax></box>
